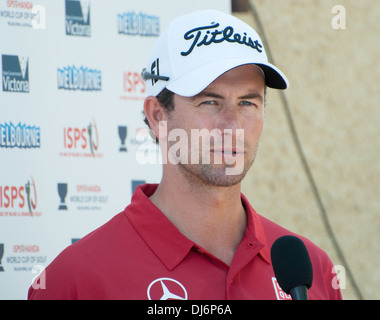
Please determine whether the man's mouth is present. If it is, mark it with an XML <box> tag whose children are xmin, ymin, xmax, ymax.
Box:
<box><xmin>211</xmin><ymin>148</ymin><xmax>244</xmax><ymax>159</ymax></box>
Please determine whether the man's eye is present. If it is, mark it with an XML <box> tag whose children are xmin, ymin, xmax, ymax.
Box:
<box><xmin>201</xmin><ymin>100</ymin><xmax>216</xmax><ymax>105</ymax></box>
<box><xmin>240</xmin><ymin>100</ymin><xmax>254</xmax><ymax>106</ymax></box>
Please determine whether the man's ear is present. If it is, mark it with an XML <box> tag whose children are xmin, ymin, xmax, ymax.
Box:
<box><xmin>143</xmin><ymin>96</ymin><xmax>168</xmax><ymax>141</ymax></box>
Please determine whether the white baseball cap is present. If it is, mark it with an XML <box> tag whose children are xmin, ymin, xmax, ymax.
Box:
<box><xmin>142</xmin><ymin>9</ymin><xmax>288</xmax><ymax>97</ymax></box>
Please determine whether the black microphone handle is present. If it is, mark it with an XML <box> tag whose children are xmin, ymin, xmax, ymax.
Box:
<box><xmin>289</xmin><ymin>286</ymin><xmax>309</xmax><ymax>300</ymax></box>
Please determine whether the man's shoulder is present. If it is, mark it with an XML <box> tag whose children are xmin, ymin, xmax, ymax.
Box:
<box><xmin>28</xmin><ymin>211</ymin><xmax>137</xmax><ymax>299</ymax></box>
<box><xmin>73</xmin><ymin>211</ymin><xmax>128</xmax><ymax>247</ymax></box>
<box><xmin>257</xmin><ymin>213</ymin><xmax>332</xmax><ymax>264</ymax></box>
<box><xmin>54</xmin><ymin>210</ymin><xmax>139</xmax><ymax>264</ymax></box>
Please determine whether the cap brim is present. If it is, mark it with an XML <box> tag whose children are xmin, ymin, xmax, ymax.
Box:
<box><xmin>166</xmin><ymin>58</ymin><xmax>288</xmax><ymax>97</ymax></box>
<box><xmin>255</xmin><ymin>63</ymin><xmax>288</xmax><ymax>90</ymax></box>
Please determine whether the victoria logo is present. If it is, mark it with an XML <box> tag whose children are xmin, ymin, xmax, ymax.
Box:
<box><xmin>65</xmin><ymin>0</ymin><xmax>91</xmax><ymax>37</ymax></box>
<box><xmin>2</xmin><ymin>55</ymin><xmax>29</xmax><ymax>93</ymax></box>
<box><xmin>147</xmin><ymin>277</ymin><xmax>188</xmax><ymax>300</ymax></box>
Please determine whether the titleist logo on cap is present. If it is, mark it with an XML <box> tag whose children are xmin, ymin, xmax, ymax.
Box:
<box><xmin>181</xmin><ymin>22</ymin><xmax>263</xmax><ymax>56</ymax></box>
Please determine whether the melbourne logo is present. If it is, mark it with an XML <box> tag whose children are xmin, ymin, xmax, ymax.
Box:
<box><xmin>181</xmin><ymin>22</ymin><xmax>263</xmax><ymax>56</ymax></box>
<box><xmin>0</xmin><ymin>176</ymin><xmax>41</xmax><ymax>217</ymax></box>
<box><xmin>65</xmin><ymin>0</ymin><xmax>90</xmax><ymax>37</ymax></box>
<box><xmin>57</xmin><ymin>65</ymin><xmax>101</xmax><ymax>91</ymax></box>
<box><xmin>117</xmin><ymin>11</ymin><xmax>160</xmax><ymax>37</ymax></box>
<box><xmin>2</xmin><ymin>54</ymin><xmax>29</xmax><ymax>93</ymax></box>
<box><xmin>60</xmin><ymin>118</ymin><xmax>103</xmax><ymax>158</ymax></box>
<box><xmin>0</xmin><ymin>122</ymin><xmax>41</xmax><ymax>149</ymax></box>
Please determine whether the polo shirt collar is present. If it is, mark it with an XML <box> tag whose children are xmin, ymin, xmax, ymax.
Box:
<box><xmin>241</xmin><ymin>193</ymin><xmax>271</xmax><ymax>264</ymax></box>
<box><xmin>125</xmin><ymin>184</ymin><xmax>270</xmax><ymax>271</ymax></box>
<box><xmin>125</xmin><ymin>184</ymin><xmax>193</xmax><ymax>271</ymax></box>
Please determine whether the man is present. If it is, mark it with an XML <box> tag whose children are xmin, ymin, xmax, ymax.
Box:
<box><xmin>29</xmin><ymin>10</ymin><xmax>342</xmax><ymax>300</ymax></box>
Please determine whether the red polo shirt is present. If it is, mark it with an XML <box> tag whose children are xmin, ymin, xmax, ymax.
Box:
<box><xmin>28</xmin><ymin>184</ymin><xmax>342</xmax><ymax>300</ymax></box>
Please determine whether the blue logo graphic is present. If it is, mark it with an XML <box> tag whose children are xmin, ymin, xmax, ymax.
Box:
<box><xmin>117</xmin><ymin>11</ymin><xmax>160</xmax><ymax>37</ymax></box>
<box><xmin>57</xmin><ymin>65</ymin><xmax>102</xmax><ymax>91</ymax></box>
<box><xmin>2</xmin><ymin>55</ymin><xmax>29</xmax><ymax>93</ymax></box>
<box><xmin>0</xmin><ymin>122</ymin><xmax>41</xmax><ymax>149</ymax></box>
<box><xmin>65</xmin><ymin>0</ymin><xmax>91</xmax><ymax>37</ymax></box>
<box><xmin>131</xmin><ymin>180</ymin><xmax>146</xmax><ymax>195</ymax></box>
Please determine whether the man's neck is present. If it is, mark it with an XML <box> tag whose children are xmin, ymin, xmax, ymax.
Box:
<box><xmin>149</xmin><ymin>173</ymin><xmax>247</xmax><ymax>266</ymax></box>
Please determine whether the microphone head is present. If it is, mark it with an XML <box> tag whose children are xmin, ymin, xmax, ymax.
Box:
<box><xmin>271</xmin><ymin>235</ymin><xmax>313</xmax><ymax>294</ymax></box>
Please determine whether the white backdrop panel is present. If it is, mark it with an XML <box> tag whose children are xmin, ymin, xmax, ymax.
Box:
<box><xmin>0</xmin><ymin>0</ymin><xmax>231</xmax><ymax>300</ymax></box>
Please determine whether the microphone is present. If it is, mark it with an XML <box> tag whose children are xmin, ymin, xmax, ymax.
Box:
<box><xmin>271</xmin><ymin>235</ymin><xmax>313</xmax><ymax>300</ymax></box>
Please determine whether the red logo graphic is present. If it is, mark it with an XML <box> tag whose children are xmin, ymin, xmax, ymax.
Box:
<box><xmin>61</xmin><ymin>118</ymin><xmax>102</xmax><ymax>158</ymax></box>
<box><xmin>120</xmin><ymin>71</ymin><xmax>146</xmax><ymax>101</ymax></box>
<box><xmin>0</xmin><ymin>176</ymin><xmax>40</xmax><ymax>217</ymax></box>
<box><xmin>272</xmin><ymin>277</ymin><xmax>292</xmax><ymax>300</ymax></box>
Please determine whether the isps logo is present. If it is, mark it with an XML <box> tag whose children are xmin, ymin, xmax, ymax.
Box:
<box><xmin>120</xmin><ymin>71</ymin><xmax>146</xmax><ymax>101</ymax></box>
<box><xmin>0</xmin><ymin>176</ymin><xmax>41</xmax><ymax>217</ymax></box>
<box><xmin>60</xmin><ymin>119</ymin><xmax>103</xmax><ymax>158</ymax></box>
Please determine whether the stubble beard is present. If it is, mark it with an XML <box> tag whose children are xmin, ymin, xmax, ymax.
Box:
<box><xmin>176</xmin><ymin>142</ymin><xmax>259</xmax><ymax>188</ymax></box>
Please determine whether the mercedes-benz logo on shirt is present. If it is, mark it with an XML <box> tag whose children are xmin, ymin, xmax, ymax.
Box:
<box><xmin>147</xmin><ymin>277</ymin><xmax>188</xmax><ymax>300</ymax></box>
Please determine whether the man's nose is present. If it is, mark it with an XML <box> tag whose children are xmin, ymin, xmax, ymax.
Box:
<box><xmin>217</xmin><ymin>103</ymin><xmax>242</xmax><ymax>131</ymax></box>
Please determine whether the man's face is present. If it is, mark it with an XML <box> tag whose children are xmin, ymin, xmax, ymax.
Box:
<box><xmin>164</xmin><ymin>64</ymin><xmax>266</xmax><ymax>187</ymax></box>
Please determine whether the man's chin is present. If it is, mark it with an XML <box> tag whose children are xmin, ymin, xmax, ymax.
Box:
<box><xmin>179</xmin><ymin>163</ymin><xmax>249</xmax><ymax>187</ymax></box>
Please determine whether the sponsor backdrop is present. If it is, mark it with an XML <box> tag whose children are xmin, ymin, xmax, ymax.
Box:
<box><xmin>0</xmin><ymin>0</ymin><xmax>231</xmax><ymax>299</ymax></box>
